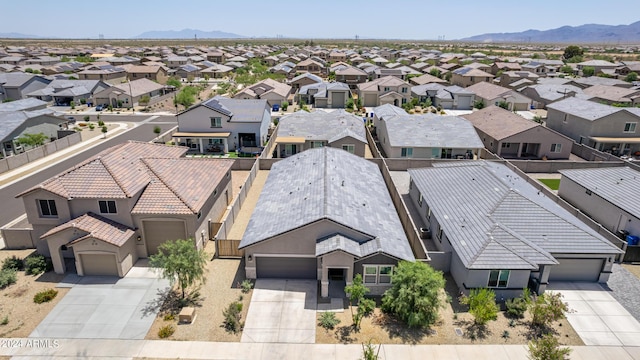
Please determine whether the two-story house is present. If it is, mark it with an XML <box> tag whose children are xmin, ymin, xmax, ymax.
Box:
<box><xmin>450</xmin><ymin>67</ymin><xmax>495</xmax><ymax>88</ymax></box>
<box><xmin>126</xmin><ymin>65</ymin><xmax>169</xmax><ymax>84</ymax></box>
<box><xmin>14</xmin><ymin>141</ymin><xmax>234</xmax><ymax>277</ymax></box>
<box><xmin>357</xmin><ymin>76</ymin><xmax>412</xmax><ymax>108</ymax></box>
<box><xmin>233</xmin><ymin>78</ymin><xmax>292</xmax><ymax>108</ymax></box>
<box><xmin>174</xmin><ymin>96</ymin><xmax>271</xmax><ymax>153</ymax></box>
<box><xmin>411</xmin><ymin>84</ymin><xmax>474</xmax><ymax>110</ymax></box>
<box><xmin>335</xmin><ymin>66</ymin><xmax>368</xmax><ymax>90</ymax></box>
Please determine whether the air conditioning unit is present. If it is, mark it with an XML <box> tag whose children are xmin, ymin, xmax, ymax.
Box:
<box><xmin>419</xmin><ymin>227</ymin><xmax>431</xmax><ymax>239</ymax></box>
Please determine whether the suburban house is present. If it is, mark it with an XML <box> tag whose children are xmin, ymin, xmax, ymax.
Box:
<box><xmin>558</xmin><ymin>167</ymin><xmax>640</xmax><ymax>239</ymax></box>
<box><xmin>26</xmin><ymin>79</ymin><xmax>110</xmax><ymax>106</ymax></box>
<box><xmin>175</xmin><ymin>64</ymin><xmax>202</xmax><ymax>80</ymax></box>
<box><xmin>408</xmin><ymin>73</ymin><xmax>448</xmax><ymax>86</ymax></box>
<box><xmin>335</xmin><ymin>66</ymin><xmax>368</xmax><ymax>89</ymax></box>
<box><xmin>0</xmin><ymin>97</ymin><xmax>47</xmax><ymax>112</ymax></box>
<box><xmin>126</xmin><ymin>65</ymin><xmax>169</xmax><ymax>84</ymax></box>
<box><xmin>357</xmin><ymin>76</ymin><xmax>411</xmax><ymax>107</ymax></box>
<box><xmin>521</xmin><ymin>60</ymin><xmax>563</xmax><ymax>77</ymax></box>
<box><xmin>371</xmin><ymin>103</ymin><xmax>408</xmax><ymax>129</ymax></box>
<box><xmin>93</xmin><ymin>78</ymin><xmax>165</xmax><ymax>108</ymax></box>
<box><xmin>466</xmin><ymin>82</ymin><xmax>532</xmax><ymax>111</ymax></box>
<box><xmin>499</xmin><ymin>71</ymin><xmax>540</xmax><ymax>89</ymax></box>
<box><xmin>411</xmin><ymin>84</ymin><xmax>474</xmax><ymax>110</ymax></box>
<box><xmin>490</xmin><ymin>62</ymin><xmax>522</xmax><ymax>75</ymax></box>
<box><xmin>233</xmin><ymin>78</ymin><xmax>292</xmax><ymax>108</ymax></box>
<box><xmin>582</xmin><ymin>85</ymin><xmax>640</xmax><ymax>106</ymax></box>
<box><xmin>462</xmin><ymin>106</ymin><xmax>573</xmax><ymax>159</ymax></box>
<box><xmin>450</xmin><ymin>67</ymin><xmax>494</xmax><ymax>87</ymax></box>
<box><xmin>77</xmin><ymin>65</ymin><xmax>127</xmax><ymax>84</ymax></box>
<box><xmin>0</xmin><ymin>109</ymin><xmax>68</xmax><ymax>157</ymax></box>
<box><xmin>288</xmin><ymin>72</ymin><xmax>322</xmax><ymax>91</ymax></box>
<box><xmin>408</xmin><ymin>161</ymin><xmax>623</xmax><ymax>298</ymax></box>
<box><xmin>295</xmin><ymin>58</ymin><xmax>326</xmax><ymax>76</ymax></box>
<box><xmin>0</xmin><ymin>73</ymin><xmax>50</xmax><ymax>101</ymax></box>
<box><xmin>577</xmin><ymin>60</ymin><xmax>618</xmax><ymax>75</ymax></box>
<box><xmin>239</xmin><ymin>147</ymin><xmax>415</xmax><ymax>297</ymax></box>
<box><xmin>272</xmin><ymin>110</ymin><xmax>367</xmax><ymax>158</ymax></box>
<box><xmin>377</xmin><ymin>114</ymin><xmax>483</xmax><ymax>159</ymax></box>
<box><xmin>297</xmin><ymin>81</ymin><xmax>351</xmax><ymax>108</ymax></box>
<box><xmin>14</xmin><ymin>141</ymin><xmax>234</xmax><ymax>277</ymax></box>
<box><xmin>519</xmin><ymin>84</ymin><xmax>584</xmax><ymax>109</ymax></box>
<box><xmin>546</xmin><ymin>97</ymin><xmax>640</xmax><ymax>155</ymax></box>
<box><xmin>173</xmin><ymin>96</ymin><xmax>270</xmax><ymax>153</ymax></box>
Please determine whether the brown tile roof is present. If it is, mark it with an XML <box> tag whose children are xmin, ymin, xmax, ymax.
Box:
<box><xmin>132</xmin><ymin>158</ymin><xmax>234</xmax><ymax>215</ymax></box>
<box><xmin>462</xmin><ymin>106</ymin><xmax>537</xmax><ymax>141</ymax></box>
<box><xmin>19</xmin><ymin>141</ymin><xmax>188</xmax><ymax>199</ymax></box>
<box><xmin>41</xmin><ymin>212</ymin><xmax>134</xmax><ymax>247</ymax></box>
<box><xmin>466</xmin><ymin>81</ymin><xmax>512</xmax><ymax>100</ymax></box>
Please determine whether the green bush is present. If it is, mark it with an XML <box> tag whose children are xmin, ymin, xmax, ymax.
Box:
<box><xmin>460</xmin><ymin>288</ymin><xmax>498</xmax><ymax>325</ymax></box>
<box><xmin>0</xmin><ymin>316</ymin><xmax>8</xmax><ymax>325</ymax></box>
<box><xmin>0</xmin><ymin>269</ymin><xmax>17</xmax><ymax>289</ymax></box>
<box><xmin>98</xmin><ymin>120</ymin><xmax>105</xmax><ymax>127</ymax></box>
<box><xmin>240</xmin><ymin>279</ymin><xmax>253</xmax><ymax>293</ymax></box>
<box><xmin>24</xmin><ymin>254</ymin><xmax>52</xmax><ymax>275</ymax></box>
<box><xmin>83</xmin><ymin>115</ymin><xmax>90</xmax><ymax>122</ymax></box>
<box><xmin>506</xmin><ymin>289</ymin><xmax>531</xmax><ymax>318</ymax></box>
<box><xmin>158</xmin><ymin>325</ymin><xmax>175</xmax><ymax>338</ymax></box>
<box><xmin>163</xmin><ymin>313</ymin><xmax>175</xmax><ymax>321</ymax></box>
<box><xmin>33</xmin><ymin>289</ymin><xmax>58</xmax><ymax>304</ymax></box>
<box><xmin>2</xmin><ymin>256</ymin><xmax>24</xmax><ymax>271</ymax></box>
<box><xmin>318</xmin><ymin>311</ymin><xmax>341</xmax><ymax>330</ymax></box>
<box><xmin>223</xmin><ymin>301</ymin><xmax>244</xmax><ymax>333</ymax></box>
<box><xmin>530</xmin><ymin>292</ymin><xmax>568</xmax><ymax>328</ymax></box>
<box><xmin>528</xmin><ymin>334</ymin><xmax>571</xmax><ymax>360</ymax></box>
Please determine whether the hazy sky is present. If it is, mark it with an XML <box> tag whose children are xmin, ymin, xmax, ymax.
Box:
<box><xmin>3</xmin><ymin>0</ymin><xmax>639</xmax><ymax>39</ymax></box>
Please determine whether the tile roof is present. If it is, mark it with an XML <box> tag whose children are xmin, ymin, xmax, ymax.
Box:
<box><xmin>277</xmin><ymin>110</ymin><xmax>367</xmax><ymax>144</ymax></box>
<box><xmin>547</xmin><ymin>97</ymin><xmax>640</xmax><ymax>121</ymax></box>
<box><xmin>240</xmin><ymin>147</ymin><xmax>414</xmax><ymax>261</ymax></box>
<box><xmin>358</xmin><ymin>76</ymin><xmax>410</xmax><ymax>92</ymax></box>
<box><xmin>559</xmin><ymin>167</ymin><xmax>640</xmax><ymax>220</ymax></box>
<box><xmin>462</xmin><ymin>106</ymin><xmax>538</xmax><ymax>140</ymax></box>
<box><xmin>372</xmin><ymin>104</ymin><xmax>408</xmax><ymax>120</ymax></box>
<box><xmin>41</xmin><ymin>212</ymin><xmax>134</xmax><ymax>247</ymax></box>
<box><xmin>194</xmin><ymin>96</ymin><xmax>268</xmax><ymax>122</ymax></box>
<box><xmin>408</xmin><ymin>162</ymin><xmax>622</xmax><ymax>270</ymax></box>
<box><xmin>382</xmin><ymin>114</ymin><xmax>484</xmax><ymax>149</ymax></box>
<box><xmin>466</xmin><ymin>82</ymin><xmax>513</xmax><ymax>100</ymax></box>
<box><xmin>0</xmin><ymin>110</ymin><xmax>63</xmax><ymax>142</ymax></box>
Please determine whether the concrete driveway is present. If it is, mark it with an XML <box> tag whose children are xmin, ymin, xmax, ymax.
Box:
<box><xmin>549</xmin><ymin>282</ymin><xmax>640</xmax><ymax>346</ymax></box>
<box><xmin>30</xmin><ymin>271</ymin><xmax>169</xmax><ymax>340</ymax></box>
<box><xmin>241</xmin><ymin>279</ymin><xmax>317</xmax><ymax>343</ymax></box>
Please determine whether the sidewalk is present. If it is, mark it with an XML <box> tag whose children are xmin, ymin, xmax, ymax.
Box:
<box><xmin>0</xmin><ymin>122</ymin><xmax>132</xmax><ymax>188</ymax></box>
<box><xmin>2</xmin><ymin>338</ymin><xmax>640</xmax><ymax>359</ymax></box>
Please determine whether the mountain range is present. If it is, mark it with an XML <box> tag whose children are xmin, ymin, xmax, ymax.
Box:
<box><xmin>460</xmin><ymin>21</ymin><xmax>640</xmax><ymax>43</ymax></box>
<box><xmin>0</xmin><ymin>32</ymin><xmax>43</xmax><ymax>39</ymax></box>
<box><xmin>132</xmin><ymin>29</ymin><xmax>245</xmax><ymax>39</ymax></box>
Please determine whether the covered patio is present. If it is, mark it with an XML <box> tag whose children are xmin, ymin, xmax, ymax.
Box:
<box><xmin>590</xmin><ymin>136</ymin><xmax>640</xmax><ymax>157</ymax></box>
<box><xmin>172</xmin><ymin>132</ymin><xmax>231</xmax><ymax>154</ymax></box>
<box><xmin>274</xmin><ymin>136</ymin><xmax>306</xmax><ymax>158</ymax></box>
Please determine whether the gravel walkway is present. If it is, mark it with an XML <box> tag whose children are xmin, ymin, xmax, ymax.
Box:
<box><xmin>604</xmin><ymin>264</ymin><xmax>640</xmax><ymax>322</ymax></box>
<box><xmin>226</xmin><ymin>170</ymin><xmax>269</xmax><ymax>240</ymax></box>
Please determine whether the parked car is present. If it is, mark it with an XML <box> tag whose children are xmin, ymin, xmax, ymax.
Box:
<box><xmin>66</xmin><ymin>116</ymin><xmax>76</xmax><ymax>124</ymax></box>
<box><xmin>95</xmin><ymin>104</ymin><xmax>104</xmax><ymax>111</ymax></box>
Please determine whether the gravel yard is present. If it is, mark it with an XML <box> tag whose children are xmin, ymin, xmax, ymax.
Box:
<box><xmin>0</xmin><ymin>249</ymin><xmax>69</xmax><ymax>338</ymax></box>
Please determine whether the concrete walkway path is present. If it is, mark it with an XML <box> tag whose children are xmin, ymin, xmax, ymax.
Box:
<box><xmin>549</xmin><ymin>282</ymin><xmax>640</xmax><ymax>346</ymax></box>
<box><xmin>3</xmin><ymin>339</ymin><xmax>640</xmax><ymax>359</ymax></box>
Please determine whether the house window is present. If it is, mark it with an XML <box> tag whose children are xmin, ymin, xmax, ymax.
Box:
<box><xmin>550</xmin><ymin>143</ymin><xmax>562</xmax><ymax>153</ymax></box>
<box><xmin>342</xmin><ymin>144</ymin><xmax>355</xmax><ymax>154</ymax></box>
<box><xmin>624</xmin><ymin>122</ymin><xmax>637</xmax><ymax>133</ymax></box>
<box><xmin>98</xmin><ymin>200</ymin><xmax>117</xmax><ymax>214</ymax></box>
<box><xmin>401</xmin><ymin>147</ymin><xmax>413</xmax><ymax>158</ymax></box>
<box><xmin>363</xmin><ymin>265</ymin><xmax>394</xmax><ymax>285</ymax></box>
<box><xmin>383</xmin><ymin>87</ymin><xmax>390</xmax><ymax>91</ymax></box>
<box><xmin>311</xmin><ymin>141</ymin><xmax>324</xmax><ymax>148</ymax></box>
<box><xmin>488</xmin><ymin>270</ymin><xmax>510</xmax><ymax>288</ymax></box>
<box><xmin>501</xmin><ymin>143</ymin><xmax>510</xmax><ymax>148</ymax></box>
<box><xmin>210</xmin><ymin>117</ymin><xmax>222</xmax><ymax>128</ymax></box>
<box><xmin>38</xmin><ymin>199</ymin><xmax>58</xmax><ymax>218</ymax></box>
<box><xmin>401</xmin><ymin>87</ymin><xmax>407</xmax><ymax>93</ymax></box>
<box><xmin>401</xmin><ymin>98</ymin><xmax>407</xmax><ymax>104</ymax></box>
<box><xmin>418</xmin><ymin>193</ymin><xmax>423</xmax><ymax>207</ymax></box>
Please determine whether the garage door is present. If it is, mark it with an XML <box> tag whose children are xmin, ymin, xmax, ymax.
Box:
<box><xmin>331</xmin><ymin>92</ymin><xmax>346</xmax><ymax>108</ymax></box>
<box><xmin>143</xmin><ymin>220</ymin><xmax>187</xmax><ymax>255</ymax></box>
<box><xmin>256</xmin><ymin>257</ymin><xmax>317</xmax><ymax>279</ymax></box>
<box><xmin>80</xmin><ymin>254</ymin><xmax>119</xmax><ymax>276</ymax></box>
<box><xmin>549</xmin><ymin>258</ymin><xmax>603</xmax><ymax>282</ymax></box>
<box><xmin>364</xmin><ymin>94</ymin><xmax>378</xmax><ymax>107</ymax></box>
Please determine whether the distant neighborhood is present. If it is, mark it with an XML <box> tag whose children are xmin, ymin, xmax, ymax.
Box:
<box><xmin>1</xmin><ymin>39</ymin><xmax>640</xmax><ymax>357</ymax></box>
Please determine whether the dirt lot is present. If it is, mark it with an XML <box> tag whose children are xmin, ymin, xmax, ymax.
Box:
<box><xmin>144</xmin><ymin>246</ymin><xmax>253</xmax><ymax>342</ymax></box>
<box><xmin>0</xmin><ymin>249</ymin><xmax>68</xmax><ymax>338</ymax></box>
<box><xmin>316</xmin><ymin>277</ymin><xmax>582</xmax><ymax>346</ymax></box>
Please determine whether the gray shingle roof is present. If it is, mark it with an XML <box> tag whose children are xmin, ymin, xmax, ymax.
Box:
<box><xmin>383</xmin><ymin>115</ymin><xmax>484</xmax><ymax>149</ymax></box>
<box><xmin>408</xmin><ymin>162</ymin><xmax>622</xmax><ymax>270</ymax></box>
<box><xmin>196</xmin><ymin>96</ymin><xmax>268</xmax><ymax>122</ymax></box>
<box><xmin>240</xmin><ymin>147</ymin><xmax>414</xmax><ymax>261</ymax></box>
<box><xmin>0</xmin><ymin>110</ymin><xmax>61</xmax><ymax>141</ymax></box>
<box><xmin>277</xmin><ymin>110</ymin><xmax>366</xmax><ymax>144</ymax></box>
<box><xmin>373</xmin><ymin>104</ymin><xmax>408</xmax><ymax>120</ymax></box>
<box><xmin>547</xmin><ymin>97</ymin><xmax>640</xmax><ymax>121</ymax></box>
<box><xmin>559</xmin><ymin>167</ymin><xmax>640</xmax><ymax>220</ymax></box>
<box><xmin>0</xmin><ymin>98</ymin><xmax>47</xmax><ymax>112</ymax></box>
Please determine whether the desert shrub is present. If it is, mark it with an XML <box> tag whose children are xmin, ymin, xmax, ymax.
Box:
<box><xmin>163</xmin><ymin>313</ymin><xmax>175</xmax><ymax>321</ymax></box>
<box><xmin>158</xmin><ymin>325</ymin><xmax>175</xmax><ymax>338</ymax></box>
<box><xmin>223</xmin><ymin>301</ymin><xmax>243</xmax><ymax>333</ymax></box>
<box><xmin>0</xmin><ymin>269</ymin><xmax>17</xmax><ymax>289</ymax></box>
<box><xmin>240</xmin><ymin>279</ymin><xmax>253</xmax><ymax>293</ymax></box>
<box><xmin>530</xmin><ymin>292</ymin><xmax>568</xmax><ymax>328</ymax></box>
<box><xmin>98</xmin><ymin>120</ymin><xmax>105</xmax><ymax>127</ymax></box>
<box><xmin>2</xmin><ymin>256</ymin><xmax>23</xmax><ymax>271</ymax></box>
<box><xmin>83</xmin><ymin>115</ymin><xmax>90</xmax><ymax>121</ymax></box>
<box><xmin>33</xmin><ymin>289</ymin><xmax>58</xmax><ymax>303</ymax></box>
<box><xmin>0</xmin><ymin>316</ymin><xmax>8</xmax><ymax>325</ymax></box>
<box><xmin>24</xmin><ymin>254</ymin><xmax>51</xmax><ymax>275</ymax></box>
<box><xmin>318</xmin><ymin>312</ymin><xmax>341</xmax><ymax>330</ymax></box>
<box><xmin>528</xmin><ymin>334</ymin><xmax>571</xmax><ymax>360</ymax></box>
<box><xmin>460</xmin><ymin>288</ymin><xmax>498</xmax><ymax>325</ymax></box>
<box><xmin>506</xmin><ymin>289</ymin><xmax>532</xmax><ymax>318</ymax></box>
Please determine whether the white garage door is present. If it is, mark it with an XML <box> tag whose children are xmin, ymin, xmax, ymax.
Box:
<box><xmin>549</xmin><ymin>258</ymin><xmax>603</xmax><ymax>282</ymax></box>
<box><xmin>144</xmin><ymin>220</ymin><xmax>187</xmax><ymax>255</ymax></box>
<box><xmin>80</xmin><ymin>254</ymin><xmax>119</xmax><ymax>276</ymax></box>
<box><xmin>331</xmin><ymin>92</ymin><xmax>346</xmax><ymax>108</ymax></box>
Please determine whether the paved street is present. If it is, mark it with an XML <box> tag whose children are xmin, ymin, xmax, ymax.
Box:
<box><xmin>0</xmin><ymin>121</ymin><xmax>176</xmax><ymax>227</ymax></box>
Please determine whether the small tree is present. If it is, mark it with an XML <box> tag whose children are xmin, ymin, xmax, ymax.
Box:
<box><xmin>563</xmin><ymin>45</ymin><xmax>584</xmax><ymax>61</ymax></box>
<box><xmin>528</xmin><ymin>334</ymin><xmax>571</xmax><ymax>360</ymax></box>
<box><xmin>560</xmin><ymin>65</ymin><xmax>574</xmax><ymax>74</ymax></box>
<box><xmin>429</xmin><ymin>68</ymin><xmax>442</xmax><ymax>78</ymax></box>
<box><xmin>101</xmin><ymin>125</ymin><xmax>108</xmax><ymax>138</ymax></box>
<box><xmin>582</xmin><ymin>66</ymin><xmax>595</xmax><ymax>77</ymax></box>
<box><xmin>497</xmin><ymin>100</ymin><xmax>510</xmax><ymax>110</ymax></box>
<box><xmin>167</xmin><ymin>77</ymin><xmax>182</xmax><ymax>89</ymax></box>
<box><xmin>281</xmin><ymin>100</ymin><xmax>289</xmax><ymax>111</ymax></box>
<box><xmin>70</xmin><ymin>101</ymin><xmax>75</xmax><ymax>109</ymax></box>
<box><xmin>16</xmin><ymin>133</ymin><xmax>48</xmax><ymax>148</ymax></box>
<box><xmin>149</xmin><ymin>239</ymin><xmax>208</xmax><ymax>299</ymax></box>
<box><xmin>530</xmin><ymin>292</ymin><xmax>569</xmax><ymax>328</ymax></box>
<box><xmin>153</xmin><ymin>125</ymin><xmax>162</xmax><ymax>139</ymax></box>
<box><xmin>344</xmin><ymin>274</ymin><xmax>374</xmax><ymax>331</ymax></box>
<box><xmin>626</xmin><ymin>72</ymin><xmax>638</xmax><ymax>83</ymax></box>
<box><xmin>140</xmin><ymin>95</ymin><xmax>151</xmax><ymax>110</ymax></box>
<box><xmin>474</xmin><ymin>100</ymin><xmax>485</xmax><ymax>109</ymax></box>
<box><xmin>460</xmin><ymin>288</ymin><xmax>499</xmax><ymax>325</ymax></box>
<box><xmin>345</xmin><ymin>97</ymin><xmax>355</xmax><ymax>110</ymax></box>
<box><xmin>381</xmin><ymin>261</ymin><xmax>445</xmax><ymax>328</ymax></box>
